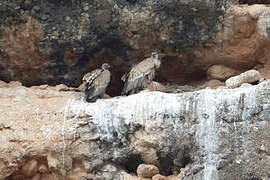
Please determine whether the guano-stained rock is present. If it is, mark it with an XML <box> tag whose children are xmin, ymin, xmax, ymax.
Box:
<box><xmin>0</xmin><ymin>80</ymin><xmax>270</xmax><ymax>180</ymax></box>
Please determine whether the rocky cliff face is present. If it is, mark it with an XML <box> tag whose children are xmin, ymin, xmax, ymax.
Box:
<box><xmin>0</xmin><ymin>80</ymin><xmax>269</xmax><ymax>180</ymax></box>
<box><xmin>1</xmin><ymin>1</ymin><xmax>270</xmax><ymax>96</ymax></box>
<box><xmin>0</xmin><ymin>0</ymin><xmax>229</xmax><ymax>95</ymax></box>
<box><xmin>1</xmin><ymin>0</ymin><xmax>270</xmax><ymax>180</ymax></box>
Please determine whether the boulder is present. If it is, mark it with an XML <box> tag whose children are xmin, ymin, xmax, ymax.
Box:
<box><xmin>137</xmin><ymin>164</ymin><xmax>159</xmax><ymax>178</ymax></box>
<box><xmin>225</xmin><ymin>69</ymin><xmax>264</xmax><ymax>88</ymax></box>
<box><xmin>207</xmin><ymin>65</ymin><xmax>240</xmax><ymax>81</ymax></box>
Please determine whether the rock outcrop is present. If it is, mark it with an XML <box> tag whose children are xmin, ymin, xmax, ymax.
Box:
<box><xmin>1</xmin><ymin>1</ymin><xmax>270</xmax><ymax>180</ymax></box>
<box><xmin>0</xmin><ymin>80</ymin><xmax>269</xmax><ymax>180</ymax></box>
<box><xmin>226</xmin><ymin>69</ymin><xmax>264</xmax><ymax>88</ymax></box>
<box><xmin>1</xmin><ymin>0</ymin><xmax>270</xmax><ymax>95</ymax></box>
<box><xmin>0</xmin><ymin>0</ymin><xmax>227</xmax><ymax>94</ymax></box>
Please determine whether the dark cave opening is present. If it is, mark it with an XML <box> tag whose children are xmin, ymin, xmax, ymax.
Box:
<box><xmin>158</xmin><ymin>155</ymin><xmax>175</xmax><ymax>176</ymax></box>
<box><xmin>156</xmin><ymin>55</ymin><xmax>208</xmax><ymax>87</ymax></box>
<box><xmin>158</xmin><ymin>152</ymin><xmax>192</xmax><ymax>176</ymax></box>
<box><xmin>120</xmin><ymin>154</ymin><xmax>143</xmax><ymax>174</ymax></box>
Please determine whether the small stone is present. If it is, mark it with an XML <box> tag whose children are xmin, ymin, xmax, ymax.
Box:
<box><xmin>260</xmin><ymin>144</ymin><xmax>267</xmax><ymax>152</ymax></box>
<box><xmin>152</xmin><ymin>174</ymin><xmax>167</xmax><ymax>180</ymax></box>
<box><xmin>47</xmin><ymin>154</ymin><xmax>60</xmax><ymax>170</ymax></box>
<box><xmin>147</xmin><ymin>81</ymin><xmax>165</xmax><ymax>92</ymax></box>
<box><xmin>137</xmin><ymin>164</ymin><xmax>159</xmax><ymax>178</ymax></box>
<box><xmin>235</xmin><ymin>156</ymin><xmax>242</xmax><ymax>164</ymax></box>
<box><xmin>21</xmin><ymin>159</ymin><xmax>39</xmax><ymax>177</ymax></box>
<box><xmin>40</xmin><ymin>84</ymin><xmax>49</xmax><ymax>90</ymax></box>
<box><xmin>41</xmin><ymin>14</ymin><xmax>50</xmax><ymax>21</ymax></box>
<box><xmin>38</xmin><ymin>164</ymin><xmax>48</xmax><ymax>174</ymax></box>
<box><xmin>8</xmin><ymin>81</ymin><xmax>22</xmax><ymax>88</ymax></box>
<box><xmin>55</xmin><ymin>84</ymin><xmax>69</xmax><ymax>91</ymax></box>
<box><xmin>65</xmin><ymin>16</ymin><xmax>71</xmax><ymax>21</ymax></box>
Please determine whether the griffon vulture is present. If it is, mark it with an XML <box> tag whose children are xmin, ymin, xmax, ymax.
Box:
<box><xmin>121</xmin><ymin>52</ymin><xmax>161</xmax><ymax>95</ymax></box>
<box><xmin>82</xmin><ymin>63</ymin><xmax>110</xmax><ymax>102</ymax></box>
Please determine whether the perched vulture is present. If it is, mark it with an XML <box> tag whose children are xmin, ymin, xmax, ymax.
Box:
<box><xmin>82</xmin><ymin>63</ymin><xmax>110</xmax><ymax>102</ymax></box>
<box><xmin>121</xmin><ymin>52</ymin><xmax>161</xmax><ymax>95</ymax></box>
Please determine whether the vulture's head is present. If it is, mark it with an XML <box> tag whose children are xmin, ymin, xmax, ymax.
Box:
<box><xmin>102</xmin><ymin>63</ymin><xmax>110</xmax><ymax>70</ymax></box>
<box><xmin>152</xmin><ymin>52</ymin><xmax>161</xmax><ymax>68</ymax></box>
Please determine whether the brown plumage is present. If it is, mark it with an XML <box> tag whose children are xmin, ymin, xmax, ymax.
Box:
<box><xmin>83</xmin><ymin>63</ymin><xmax>110</xmax><ymax>102</ymax></box>
<box><xmin>121</xmin><ymin>52</ymin><xmax>161</xmax><ymax>95</ymax></box>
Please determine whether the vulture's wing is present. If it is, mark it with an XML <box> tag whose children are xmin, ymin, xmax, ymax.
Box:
<box><xmin>92</xmin><ymin>70</ymin><xmax>111</xmax><ymax>97</ymax></box>
<box><xmin>122</xmin><ymin>58</ymin><xmax>155</xmax><ymax>95</ymax></box>
<box><xmin>85</xmin><ymin>70</ymin><xmax>111</xmax><ymax>101</ymax></box>
<box><xmin>83</xmin><ymin>69</ymin><xmax>102</xmax><ymax>86</ymax></box>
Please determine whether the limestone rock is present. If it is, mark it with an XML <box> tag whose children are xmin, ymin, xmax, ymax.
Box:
<box><xmin>21</xmin><ymin>159</ymin><xmax>38</xmax><ymax>177</ymax></box>
<box><xmin>47</xmin><ymin>154</ymin><xmax>60</xmax><ymax>171</ymax></box>
<box><xmin>137</xmin><ymin>164</ymin><xmax>159</xmax><ymax>178</ymax></box>
<box><xmin>141</xmin><ymin>147</ymin><xmax>159</xmax><ymax>165</ymax></box>
<box><xmin>207</xmin><ymin>65</ymin><xmax>240</xmax><ymax>81</ymax></box>
<box><xmin>226</xmin><ymin>69</ymin><xmax>264</xmax><ymax>88</ymax></box>
<box><xmin>247</xmin><ymin>4</ymin><xmax>268</xmax><ymax>19</ymax></box>
<box><xmin>167</xmin><ymin>175</ymin><xmax>181</xmax><ymax>180</ymax></box>
<box><xmin>8</xmin><ymin>81</ymin><xmax>22</xmax><ymax>88</ymax></box>
<box><xmin>1</xmin><ymin>80</ymin><xmax>270</xmax><ymax>179</ymax></box>
<box><xmin>132</xmin><ymin>132</ymin><xmax>159</xmax><ymax>165</ymax></box>
<box><xmin>40</xmin><ymin>84</ymin><xmax>49</xmax><ymax>90</ymax></box>
<box><xmin>240</xmin><ymin>83</ymin><xmax>252</xmax><ymax>88</ymax></box>
<box><xmin>257</xmin><ymin>10</ymin><xmax>270</xmax><ymax>39</ymax></box>
<box><xmin>55</xmin><ymin>84</ymin><xmax>69</xmax><ymax>91</ymax></box>
<box><xmin>152</xmin><ymin>174</ymin><xmax>167</xmax><ymax>180</ymax></box>
<box><xmin>0</xmin><ymin>80</ymin><xmax>7</xmax><ymax>88</ymax></box>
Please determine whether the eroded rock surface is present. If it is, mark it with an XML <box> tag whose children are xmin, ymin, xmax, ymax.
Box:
<box><xmin>137</xmin><ymin>164</ymin><xmax>159</xmax><ymax>178</ymax></box>
<box><xmin>0</xmin><ymin>1</ymin><xmax>270</xmax><ymax>96</ymax></box>
<box><xmin>1</xmin><ymin>1</ymin><xmax>270</xmax><ymax>180</ymax></box>
<box><xmin>0</xmin><ymin>0</ymin><xmax>228</xmax><ymax>94</ymax></box>
<box><xmin>0</xmin><ymin>80</ymin><xmax>269</xmax><ymax>180</ymax></box>
<box><xmin>226</xmin><ymin>69</ymin><xmax>264</xmax><ymax>88</ymax></box>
